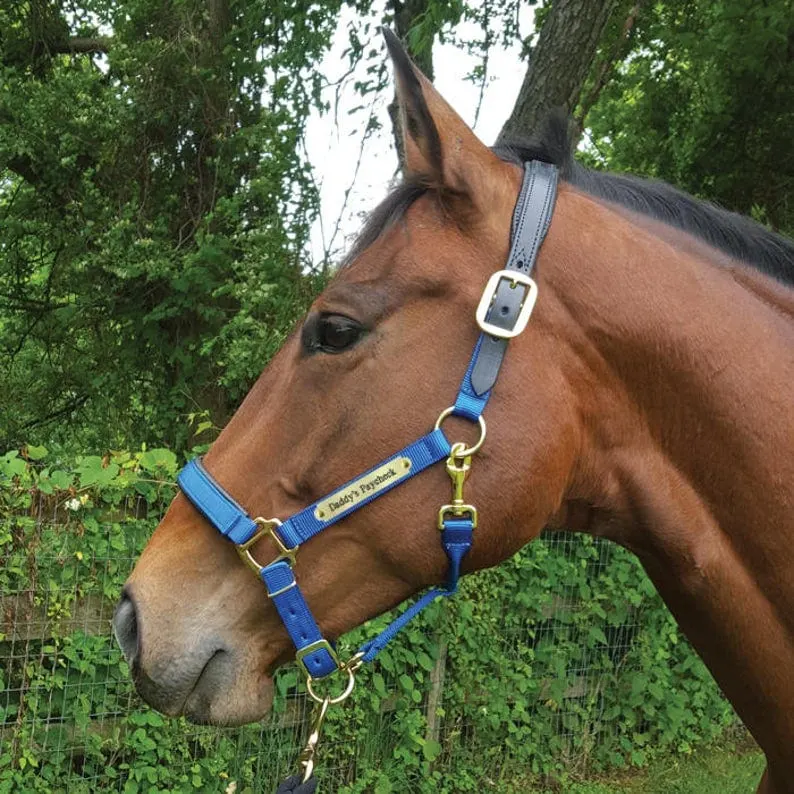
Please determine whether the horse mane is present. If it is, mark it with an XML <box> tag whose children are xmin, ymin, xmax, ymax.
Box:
<box><xmin>496</xmin><ymin>112</ymin><xmax>794</xmax><ymax>288</ymax></box>
<box><xmin>348</xmin><ymin>112</ymin><xmax>794</xmax><ymax>288</ymax></box>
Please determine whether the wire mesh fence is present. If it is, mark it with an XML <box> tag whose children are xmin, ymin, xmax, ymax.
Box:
<box><xmin>1</xmin><ymin>486</ymin><xmax>742</xmax><ymax>793</ymax></box>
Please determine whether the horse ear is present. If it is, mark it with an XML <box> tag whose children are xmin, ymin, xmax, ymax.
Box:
<box><xmin>382</xmin><ymin>28</ymin><xmax>504</xmax><ymax>198</ymax></box>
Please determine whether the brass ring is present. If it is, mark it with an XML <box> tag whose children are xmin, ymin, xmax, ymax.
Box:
<box><xmin>434</xmin><ymin>407</ymin><xmax>487</xmax><ymax>457</ymax></box>
<box><xmin>306</xmin><ymin>662</ymin><xmax>357</xmax><ymax>705</ymax></box>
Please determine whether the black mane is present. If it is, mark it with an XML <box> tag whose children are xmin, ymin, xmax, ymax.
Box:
<box><xmin>349</xmin><ymin>114</ymin><xmax>794</xmax><ymax>288</ymax></box>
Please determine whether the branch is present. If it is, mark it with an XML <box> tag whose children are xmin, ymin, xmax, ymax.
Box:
<box><xmin>471</xmin><ymin>0</ymin><xmax>493</xmax><ymax>129</ymax></box>
<box><xmin>312</xmin><ymin>96</ymin><xmax>380</xmax><ymax>271</ymax></box>
<box><xmin>49</xmin><ymin>36</ymin><xmax>112</xmax><ymax>55</ymax></box>
<box><xmin>575</xmin><ymin>0</ymin><xmax>643</xmax><ymax>133</ymax></box>
<box><xmin>16</xmin><ymin>394</ymin><xmax>89</xmax><ymax>433</ymax></box>
<box><xmin>0</xmin><ymin>295</ymin><xmax>70</xmax><ymax>312</ymax></box>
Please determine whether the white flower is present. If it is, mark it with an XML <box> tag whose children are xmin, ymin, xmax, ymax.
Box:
<box><xmin>66</xmin><ymin>498</ymin><xmax>81</xmax><ymax>511</ymax></box>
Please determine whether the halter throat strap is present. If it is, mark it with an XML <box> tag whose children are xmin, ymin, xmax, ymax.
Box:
<box><xmin>176</xmin><ymin>160</ymin><xmax>558</xmax><ymax>681</ymax></box>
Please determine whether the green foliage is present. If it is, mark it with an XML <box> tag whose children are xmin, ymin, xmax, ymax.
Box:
<box><xmin>585</xmin><ymin>0</ymin><xmax>794</xmax><ymax>235</ymax></box>
<box><xmin>0</xmin><ymin>0</ymin><xmax>337</xmax><ymax>452</ymax></box>
<box><xmin>5</xmin><ymin>0</ymin><xmax>792</xmax><ymax>461</ymax></box>
<box><xmin>2</xmin><ymin>449</ymin><xmax>742</xmax><ymax>792</ymax></box>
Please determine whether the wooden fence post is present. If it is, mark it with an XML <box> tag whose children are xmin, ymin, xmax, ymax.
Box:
<box><xmin>424</xmin><ymin>635</ymin><xmax>448</xmax><ymax>763</ymax></box>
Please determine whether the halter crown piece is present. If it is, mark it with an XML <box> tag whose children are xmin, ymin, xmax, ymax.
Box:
<box><xmin>177</xmin><ymin>161</ymin><xmax>559</xmax><ymax>785</ymax></box>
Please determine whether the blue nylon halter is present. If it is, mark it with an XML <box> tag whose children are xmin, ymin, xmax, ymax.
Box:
<box><xmin>177</xmin><ymin>160</ymin><xmax>558</xmax><ymax>682</ymax></box>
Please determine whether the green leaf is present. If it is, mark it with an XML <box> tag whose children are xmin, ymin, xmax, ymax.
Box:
<box><xmin>48</xmin><ymin>470</ymin><xmax>73</xmax><ymax>490</ymax></box>
<box><xmin>374</xmin><ymin>775</ymin><xmax>393</xmax><ymax>794</ymax></box>
<box><xmin>139</xmin><ymin>449</ymin><xmax>178</xmax><ymax>475</ymax></box>
<box><xmin>26</xmin><ymin>444</ymin><xmax>48</xmax><ymax>460</ymax></box>
<box><xmin>422</xmin><ymin>739</ymin><xmax>441</xmax><ymax>762</ymax></box>
<box><xmin>1</xmin><ymin>452</ymin><xmax>27</xmax><ymax>478</ymax></box>
<box><xmin>373</xmin><ymin>672</ymin><xmax>388</xmax><ymax>697</ymax></box>
<box><xmin>417</xmin><ymin>651</ymin><xmax>434</xmax><ymax>672</ymax></box>
<box><xmin>276</xmin><ymin>670</ymin><xmax>298</xmax><ymax>697</ymax></box>
<box><xmin>630</xmin><ymin>748</ymin><xmax>647</xmax><ymax>766</ymax></box>
<box><xmin>588</xmin><ymin>626</ymin><xmax>608</xmax><ymax>645</ymax></box>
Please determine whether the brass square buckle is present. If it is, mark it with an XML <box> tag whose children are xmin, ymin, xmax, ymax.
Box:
<box><xmin>475</xmin><ymin>269</ymin><xmax>538</xmax><ymax>339</ymax></box>
<box><xmin>237</xmin><ymin>517</ymin><xmax>298</xmax><ymax>574</ymax></box>
<box><xmin>295</xmin><ymin>639</ymin><xmax>340</xmax><ymax>680</ymax></box>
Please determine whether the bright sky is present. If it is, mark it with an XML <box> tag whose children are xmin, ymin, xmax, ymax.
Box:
<box><xmin>305</xmin><ymin>5</ymin><xmax>535</xmax><ymax>266</ymax></box>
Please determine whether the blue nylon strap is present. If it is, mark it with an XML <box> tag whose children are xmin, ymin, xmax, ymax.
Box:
<box><xmin>278</xmin><ymin>429</ymin><xmax>451</xmax><ymax>548</ymax></box>
<box><xmin>359</xmin><ymin>587</ymin><xmax>448</xmax><ymax>663</ymax></box>
<box><xmin>177</xmin><ymin>429</ymin><xmax>451</xmax><ymax>549</ymax></box>
<box><xmin>441</xmin><ymin>517</ymin><xmax>474</xmax><ymax>592</ymax></box>
<box><xmin>177</xmin><ymin>459</ymin><xmax>259</xmax><ymax>544</ymax></box>
<box><xmin>261</xmin><ymin>561</ymin><xmax>338</xmax><ymax>678</ymax></box>
<box><xmin>453</xmin><ymin>335</ymin><xmax>491</xmax><ymax>421</ymax></box>
<box><xmin>357</xmin><ymin>515</ymin><xmax>473</xmax><ymax>664</ymax></box>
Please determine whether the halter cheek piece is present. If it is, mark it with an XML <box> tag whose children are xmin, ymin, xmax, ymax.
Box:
<box><xmin>177</xmin><ymin>160</ymin><xmax>558</xmax><ymax>778</ymax></box>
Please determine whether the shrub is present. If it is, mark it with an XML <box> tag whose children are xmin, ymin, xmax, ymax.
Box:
<box><xmin>0</xmin><ymin>447</ymin><xmax>739</xmax><ymax>793</ymax></box>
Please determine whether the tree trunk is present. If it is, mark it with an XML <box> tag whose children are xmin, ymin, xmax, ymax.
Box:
<box><xmin>574</xmin><ymin>0</ymin><xmax>643</xmax><ymax>138</ymax></box>
<box><xmin>387</xmin><ymin>0</ymin><xmax>436</xmax><ymax>171</ymax></box>
<box><xmin>498</xmin><ymin>0</ymin><xmax>617</xmax><ymax>144</ymax></box>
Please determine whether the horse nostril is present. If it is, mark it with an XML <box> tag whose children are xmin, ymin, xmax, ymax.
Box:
<box><xmin>113</xmin><ymin>591</ymin><xmax>140</xmax><ymax>664</ymax></box>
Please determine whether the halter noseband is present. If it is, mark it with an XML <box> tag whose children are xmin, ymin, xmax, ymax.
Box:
<box><xmin>176</xmin><ymin>160</ymin><xmax>558</xmax><ymax>776</ymax></box>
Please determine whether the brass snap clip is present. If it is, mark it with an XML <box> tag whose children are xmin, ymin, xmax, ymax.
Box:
<box><xmin>299</xmin><ymin>651</ymin><xmax>364</xmax><ymax>782</ymax></box>
<box><xmin>299</xmin><ymin>696</ymin><xmax>330</xmax><ymax>783</ymax></box>
<box><xmin>438</xmin><ymin>442</ymin><xmax>478</xmax><ymax>529</ymax></box>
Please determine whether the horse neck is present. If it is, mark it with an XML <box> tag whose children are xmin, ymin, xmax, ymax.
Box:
<box><xmin>541</xmin><ymin>187</ymin><xmax>794</xmax><ymax>771</ymax></box>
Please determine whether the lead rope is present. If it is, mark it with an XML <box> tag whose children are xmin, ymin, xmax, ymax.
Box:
<box><xmin>274</xmin><ymin>440</ymin><xmax>479</xmax><ymax>793</ymax></box>
<box><xmin>274</xmin><ymin>775</ymin><xmax>317</xmax><ymax>794</ymax></box>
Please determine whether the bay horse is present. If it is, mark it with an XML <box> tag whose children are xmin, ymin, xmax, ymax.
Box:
<box><xmin>113</xmin><ymin>33</ymin><xmax>794</xmax><ymax>793</ymax></box>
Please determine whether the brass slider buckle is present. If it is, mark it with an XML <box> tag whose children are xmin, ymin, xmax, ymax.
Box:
<box><xmin>475</xmin><ymin>269</ymin><xmax>538</xmax><ymax>339</ymax></box>
<box><xmin>236</xmin><ymin>517</ymin><xmax>298</xmax><ymax>574</ymax></box>
<box><xmin>295</xmin><ymin>639</ymin><xmax>340</xmax><ymax>681</ymax></box>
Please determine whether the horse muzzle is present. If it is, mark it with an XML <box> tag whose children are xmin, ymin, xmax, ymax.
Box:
<box><xmin>113</xmin><ymin>584</ymin><xmax>275</xmax><ymax>725</ymax></box>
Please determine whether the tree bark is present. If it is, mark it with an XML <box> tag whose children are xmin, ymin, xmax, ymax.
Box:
<box><xmin>387</xmin><ymin>0</ymin><xmax>436</xmax><ymax>171</ymax></box>
<box><xmin>498</xmin><ymin>0</ymin><xmax>617</xmax><ymax>144</ymax></box>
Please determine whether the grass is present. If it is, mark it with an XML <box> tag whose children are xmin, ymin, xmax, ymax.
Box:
<box><xmin>560</xmin><ymin>741</ymin><xmax>766</xmax><ymax>794</ymax></box>
<box><xmin>494</xmin><ymin>736</ymin><xmax>766</xmax><ymax>794</ymax></box>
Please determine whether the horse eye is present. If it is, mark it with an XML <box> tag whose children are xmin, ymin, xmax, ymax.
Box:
<box><xmin>306</xmin><ymin>314</ymin><xmax>364</xmax><ymax>354</ymax></box>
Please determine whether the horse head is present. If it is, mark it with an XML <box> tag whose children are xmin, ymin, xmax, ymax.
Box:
<box><xmin>113</xmin><ymin>33</ymin><xmax>580</xmax><ymax>725</ymax></box>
